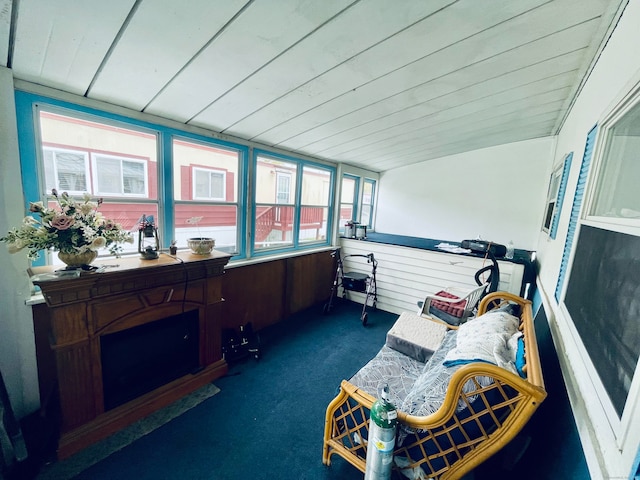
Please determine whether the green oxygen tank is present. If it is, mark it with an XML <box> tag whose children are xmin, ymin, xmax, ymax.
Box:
<box><xmin>364</xmin><ymin>384</ymin><xmax>397</xmax><ymax>480</ymax></box>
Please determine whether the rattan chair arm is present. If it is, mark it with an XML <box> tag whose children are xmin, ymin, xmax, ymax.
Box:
<box><xmin>397</xmin><ymin>362</ymin><xmax>547</xmax><ymax>428</ymax></box>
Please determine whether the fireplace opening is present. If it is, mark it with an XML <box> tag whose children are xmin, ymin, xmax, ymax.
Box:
<box><xmin>101</xmin><ymin>310</ymin><xmax>200</xmax><ymax>411</ymax></box>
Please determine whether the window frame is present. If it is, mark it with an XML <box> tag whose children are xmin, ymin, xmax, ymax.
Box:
<box><xmin>556</xmin><ymin>82</ymin><xmax>640</xmax><ymax>467</ymax></box>
<box><xmin>542</xmin><ymin>152</ymin><xmax>572</xmax><ymax>239</ymax></box>
<box><xmin>339</xmin><ymin>174</ymin><xmax>359</xmax><ymax>235</ymax></box>
<box><xmin>583</xmin><ymin>87</ymin><xmax>640</xmax><ymax>238</ymax></box>
<box><xmin>252</xmin><ymin>149</ymin><xmax>335</xmax><ymax>256</ymax></box>
<box><xmin>15</xmin><ymin>90</ymin><xmax>251</xmax><ymax>264</ymax></box>
<box><xmin>360</xmin><ymin>178</ymin><xmax>376</xmax><ymax>229</ymax></box>
<box><xmin>16</xmin><ymin>90</ymin><xmax>344</xmax><ymax>265</ymax></box>
<box><xmin>172</xmin><ymin>134</ymin><xmax>245</xmax><ymax>256</ymax></box>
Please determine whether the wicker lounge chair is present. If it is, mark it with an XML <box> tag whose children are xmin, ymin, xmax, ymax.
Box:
<box><xmin>323</xmin><ymin>292</ymin><xmax>546</xmax><ymax>480</ymax></box>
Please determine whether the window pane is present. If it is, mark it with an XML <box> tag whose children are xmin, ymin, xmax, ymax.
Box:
<box><xmin>57</xmin><ymin>152</ymin><xmax>88</xmax><ymax>192</ymax></box>
<box><xmin>255</xmin><ymin>156</ymin><xmax>297</xmax><ymax>205</ymax></box>
<box><xmin>39</xmin><ymin>110</ymin><xmax>157</xmax><ymax>200</ymax></box>
<box><xmin>298</xmin><ymin>206</ymin><xmax>328</xmax><ymax>244</ymax></box>
<box><xmin>341</xmin><ymin>177</ymin><xmax>356</xmax><ymax>200</ymax></box>
<box><xmin>123</xmin><ymin>161</ymin><xmax>145</xmax><ymax>194</ymax></box>
<box><xmin>301</xmin><ymin>166</ymin><xmax>331</xmax><ymax>206</ymax></box>
<box><xmin>340</xmin><ymin>176</ymin><xmax>357</xmax><ymax>233</ymax></box>
<box><xmin>254</xmin><ymin>205</ymin><xmax>294</xmax><ymax>250</ymax></box>
<box><xmin>210</xmin><ymin>172</ymin><xmax>224</xmax><ymax>198</ymax></box>
<box><xmin>173</xmin><ymin>139</ymin><xmax>238</xmax><ymax>202</ymax></box>
<box><xmin>361</xmin><ymin>205</ymin><xmax>372</xmax><ymax>227</ymax></box>
<box><xmin>195</xmin><ymin>170</ymin><xmax>211</xmax><ymax>198</ymax></box>
<box><xmin>38</xmin><ymin>110</ymin><xmax>158</xmax><ymax>261</ymax></box>
<box><xmin>173</xmin><ymin>138</ymin><xmax>240</xmax><ymax>255</ymax></box>
<box><xmin>543</xmin><ymin>201</ymin><xmax>555</xmax><ymax>230</ymax></box>
<box><xmin>361</xmin><ymin>179</ymin><xmax>375</xmax><ymax>228</ymax></box>
<box><xmin>96</xmin><ymin>157</ymin><xmax>123</xmax><ymax>194</ymax></box>
<box><xmin>174</xmin><ymin>204</ymin><xmax>238</xmax><ymax>254</ymax></box>
<box><xmin>42</xmin><ymin>148</ymin><xmax>88</xmax><ymax>194</ymax></box>
<box><xmin>591</xmin><ymin>101</ymin><xmax>640</xmax><ymax>218</ymax></box>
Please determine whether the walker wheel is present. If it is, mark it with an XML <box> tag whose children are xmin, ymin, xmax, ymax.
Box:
<box><xmin>361</xmin><ymin>312</ymin><xmax>368</xmax><ymax>326</ymax></box>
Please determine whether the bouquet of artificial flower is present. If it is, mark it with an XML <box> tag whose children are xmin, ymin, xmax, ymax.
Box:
<box><xmin>1</xmin><ymin>189</ymin><xmax>134</xmax><ymax>260</ymax></box>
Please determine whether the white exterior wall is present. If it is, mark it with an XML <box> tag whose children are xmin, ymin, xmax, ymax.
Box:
<box><xmin>375</xmin><ymin>136</ymin><xmax>555</xmax><ymax>251</ymax></box>
<box><xmin>0</xmin><ymin>66</ymin><xmax>40</xmax><ymax>417</ymax></box>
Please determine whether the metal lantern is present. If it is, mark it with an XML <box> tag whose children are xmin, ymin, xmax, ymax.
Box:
<box><xmin>138</xmin><ymin>214</ymin><xmax>159</xmax><ymax>259</ymax></box>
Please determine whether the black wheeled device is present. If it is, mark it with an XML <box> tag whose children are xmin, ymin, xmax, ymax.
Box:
<box><xmin>323</xmin><ymin>248</ymin><xmax>378</xmax><ymax>325</ymax></box>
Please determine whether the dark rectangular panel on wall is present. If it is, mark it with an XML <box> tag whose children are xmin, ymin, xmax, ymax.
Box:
<box><xmin>565</xmin><ymin>224</ymin><xmax>640</xmax><ymax>417</ymax></box>
<box><xmin>222</xmin><ymin>260</ymin><xmax>287</xmax><ymax>332</ymax></box>
<box><xmin>285</xmin><ymin>250</ymin><xmax>336</xmax><ymax>317</ymax></box>
<box><xmin>222</xmin><ymin>250</ymin><xmax>336</xmax><ymax>332</ymax></box>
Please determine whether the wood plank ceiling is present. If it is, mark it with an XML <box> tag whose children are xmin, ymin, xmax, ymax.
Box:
<box><xmin>0</xmin><ymin>0</ymin><xmax>627</xmax><ymax>172</ymax></box>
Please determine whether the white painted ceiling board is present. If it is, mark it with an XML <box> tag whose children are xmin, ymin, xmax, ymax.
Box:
<box><xmin>303</xmin><ymin>70</ymin><xmax>578</xmax><ymax>159</ymax></box>
<box><xmin>225</xmin><ymin>0</ymin><xmax>550</xmax><ymax>140</ymax></box>
<box><xmin>5</xmin><ymin>0</ymin><xmax>626</xmax><ymax>172</ymax></box>
<box><xmin>256</xmin><ymin>19</ymin><xmax>598</xmax><ymax>149</ymax></box>
<box><xmin>189</xmin><ymin>0</ymin><xmax>457</xmax><ymax>131</ymax></box>
<box><xmin>11</xmin><ymin>0</ymin><xmax>135</xmax><ymax>94</ymax></box>
<box><xmin>144</xmin><ymin>0</ymin><xmax>355</xmax><ymax>123</ymax></box>
<box><xmin>291</xmin><ymin>56</ymin><xmax>582</xmax><ymax>159</ymax></box>
<box><xmin>0</xmin><ymin>0</ymin><xmax>11</xmax><ymax>67</ymax></box>
<box><xmin>369</xmin><ymin>125</ymin><xmax>554</xmax><ymax>171</ymax></box>
<box><xmin>354</xmin><ymin>94</ymin><xmax>570</xmax><ymax>166</ymax></box>
<box><xmin>346</xmin><ymin>91</ymin><xmax>571</xmax><ymax>163</ymax></box>
<box><xmin>88</xmin><ymin>0</ymin><xmax>248</xmax><ymax>110</ymax></box>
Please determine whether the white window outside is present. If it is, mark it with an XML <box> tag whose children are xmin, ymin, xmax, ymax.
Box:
<box><xmin>542</xmin><ymin>164</ymin><xmax>562</xmax><ymax>233</ymax></box>
<box><xmin>276</xmin><ymin>172</ymin><xmax>291</xmax><ymax>204</ymax></box>
<box><xmin>193</xmin><ymin>167</ymin><xmax>226</xmax><ymax>201</ymax></box>
<box><xmin>92</xmin><ymin>154</ymin><xmax>147</xmax><ymax>197</ymax></box>
<box><xmin>43</xmin><ymin>147</ymin><xmax>90</xmax><ymax>195</ymax></box>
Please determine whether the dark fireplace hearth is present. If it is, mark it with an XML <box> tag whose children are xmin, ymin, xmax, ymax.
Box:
<box><xmin>101</xmin><ymin>310</ymin><xmax>200</xmax><ymax>411</ymax></box>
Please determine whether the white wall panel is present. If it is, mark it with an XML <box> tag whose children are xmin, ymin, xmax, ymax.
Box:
<box><xmin>338</xmin><ymin>238</ymin><xmax>523</xmax><ymax>316</ymax></box>
<box><xmin>375</xmin><ymin>137</ymin><xmax>554</xmax><ymax>251</ymax></box>
<box><xmin>0</xmin><ymin>67</ymin><xmax>39</xmax><ymax>418</ymax></box>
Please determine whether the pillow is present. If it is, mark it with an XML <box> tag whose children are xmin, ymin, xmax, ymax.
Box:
<box><xmin>386</xmin><ymin>312</ymin><xmax>448</xmax><ymax>363</ymax></box>
<box><xmin>443</xmin><ymin>311</ymin><xmax>520</xmax><ymax>374</ymax></box>
<box><xmin>515</xmin><ymin>336</ymin><xmax>526</xmax><ymax>378</ymax></box>
<box><xmin>429</xmin><ymin>290</ymin><xmax>467</xmax><ymax>318</ymax></box>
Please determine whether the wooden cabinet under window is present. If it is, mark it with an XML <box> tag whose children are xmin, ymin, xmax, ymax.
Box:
<box><xmin>30</xmin><ymin>251</ymin><xmax>230</xmax><ymax>459</ymax></box>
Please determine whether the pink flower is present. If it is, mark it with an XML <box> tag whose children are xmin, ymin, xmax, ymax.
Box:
<box><xmin>51</xmin><ymin>214</ymin><xmax>75</xmax><ymax>230</ymax></box>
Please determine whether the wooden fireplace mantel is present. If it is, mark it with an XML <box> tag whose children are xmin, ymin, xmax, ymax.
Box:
<box><xmin>30</xmin><ymin>250</ymin><xmax>231</xmax><ymax>459</ymax></box>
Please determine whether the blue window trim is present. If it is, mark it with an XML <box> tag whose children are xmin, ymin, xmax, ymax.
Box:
<box><xmin>252</xmin><ymin>149</ymin><xmax>335</xmax><ymax>257</ymax></box>
<box><xmin>14</xmin><ymin>89</ymin><xmax>249</xmax><ymax>261</ymax></box>
<box><xmin>361</xmin><ymin>178</ymin><xmax>376</xmax><ymax>229</ymax></box>
<box><xmin>555</xmin><ymin>125</ymin><xmax>598</xmax><ymax>302</ymax></box>
<box><xmin>342</xmin><ymin>173</ymin><xmax>360</xmax><ymax>228</ymax></box>
<box><xmin>549</xmin><ymin>152</ymin><xmax>573</xmax><ymax>240</ymax></box>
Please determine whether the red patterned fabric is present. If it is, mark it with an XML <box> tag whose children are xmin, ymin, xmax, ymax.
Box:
<box><xmin>430</xmin><ymin>290</ymin><xmax>467</xmax><ymax>318</ymax></box>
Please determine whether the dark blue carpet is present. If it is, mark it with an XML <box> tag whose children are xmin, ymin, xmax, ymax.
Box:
<box><xmin>73</xmin><ymin>301</ymin><xmax>396</xmax><ymax>480</ymax></box>
<box><xmin>34</xmin><ymin>299</ymin><xmax>585</xmax><ymax>480</ymax></box>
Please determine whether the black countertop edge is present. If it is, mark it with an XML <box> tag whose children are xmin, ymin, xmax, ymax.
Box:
<box><xmin>341</xmin><ymin>232</ymin><xmax>536</xmax><ymax>272</ymax></box>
